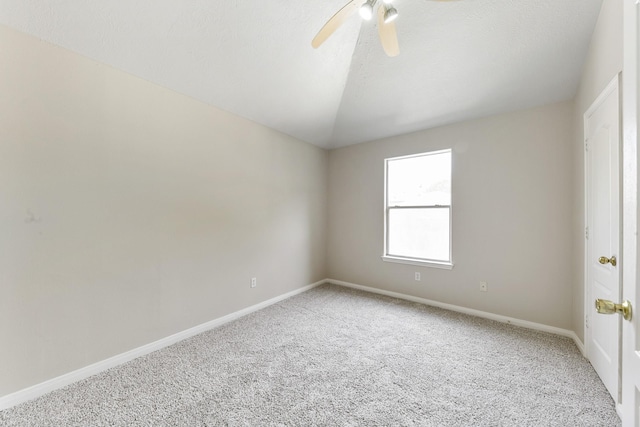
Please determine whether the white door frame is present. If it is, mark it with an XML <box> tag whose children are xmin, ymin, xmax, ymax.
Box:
<box><xmin>583</xmin><ymin>74</ymin><xmax>622</xmax><ymax>406</ymax></box>
<box><xmin>620</xmin><ymin>0</ymin><xmax>639</xmax><ymax>425</ymax></box>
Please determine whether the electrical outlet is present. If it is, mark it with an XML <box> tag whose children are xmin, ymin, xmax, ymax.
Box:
<box><xmin>479</xmin><ymin>281</ymin><xmax>488</xmax><ymax>292</ymax></box>
<box><xmin>415</xmin><ymin>272</ymin><xmax>421</xmax><ymax>281</ymax></box>
<box><xmin>251</xmin><ymin>277</ymin><xmax>257</xmax><ymax>288</ymax></box>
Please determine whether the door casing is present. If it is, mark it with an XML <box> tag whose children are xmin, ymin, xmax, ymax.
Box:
<box><xmin>620</xmin><ymin>0</ymin><xmax>639</xmax><ymax>425</ymax></box>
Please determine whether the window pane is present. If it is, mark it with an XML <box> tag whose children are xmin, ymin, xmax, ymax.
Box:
<box><xmin>388</xmin><ymin>208</ymin><xmax>450</xmax><ymax>261</ymax></box>
<box><xmin>387</xmin><ymin>151</ymin><xmax>451</xmax><ymax>206</ymax></box>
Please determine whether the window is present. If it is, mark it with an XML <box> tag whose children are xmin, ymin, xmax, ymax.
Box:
<box><xmin>383</xmin><ymin>149</ymin><xmax>453</xmax><ymax>269</ymax></box>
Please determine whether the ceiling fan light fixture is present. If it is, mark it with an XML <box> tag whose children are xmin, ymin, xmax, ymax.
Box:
<box><xmin>383</xmin><ymin>5</ymin><xmax>398</xmax><ymax>23</ymax></box>
<box><xmin>382</xmin><ymin>0</ymin><xmax>393</xmax><ymax>4</ymax></box>
<box><xmin>359</xmin><ymin>0</ymin><xmax>376</xmax><ymax>20</ymax></box>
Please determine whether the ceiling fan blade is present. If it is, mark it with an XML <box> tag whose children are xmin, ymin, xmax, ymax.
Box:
<box><xmin>312</xmin><ymin>0</ymin><xmax>365</xmax><ymax>48</ymax></box>
<box><xmin>377</xmin><ymin>5</ymin><xmax>399</xmax><ymax>57</ymax></box>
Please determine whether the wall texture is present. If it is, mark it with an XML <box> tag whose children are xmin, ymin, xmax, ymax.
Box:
<box><xmin>572</xmin><ymin>0</ymin><xmax>623</xmax><ymax>343</ymax></box>
<box><xmin>0</xmin><ymin>25</ymin><xmax>328</xmax><ymax>397</ymax></box>
<box><xmin>327</xmin><ymin>101</ymin><xmax>574</xmax><ymax>330</ymax></box>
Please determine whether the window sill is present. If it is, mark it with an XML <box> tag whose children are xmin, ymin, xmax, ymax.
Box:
<box><xmin>381</xmin><ymin>255</ymin><xmax>454</xmax><ymax>270</ymax></box>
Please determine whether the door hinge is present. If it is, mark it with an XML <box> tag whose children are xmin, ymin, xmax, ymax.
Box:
<box><xmin>585</xmin><ymin>139</ymin><xmax>589</xmax><ymax>151</ymax></box>
<box><xmin>585</xmin><ymin>226</ymin><xmax>589</xmax><ymax>240</ymax></box>
<box><xmin>585</xmin><ymin>314</ymin><xmax>589</xmax><ymax>329</ymax></box>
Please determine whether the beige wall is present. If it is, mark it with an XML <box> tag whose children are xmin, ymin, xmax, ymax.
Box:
<box><xmin>572</xmin><ymin>0</ymin><xmax>623</xmax><ymax>343</ymax></box>
<box><xmin>327</xmin><ymin>101</ymin><xmax>575</xmax><ymax>329</ymax></box>
<box><xmin>0</xmin><ymin>25</ymin><xmax>328</xmax><ymax>397</ymax></box>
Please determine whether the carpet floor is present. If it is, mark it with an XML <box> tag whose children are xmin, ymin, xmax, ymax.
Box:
<box><xmin>0</xmin><ymin>284</ymin><xmax>620</xmax><ymax>426</ymax></box>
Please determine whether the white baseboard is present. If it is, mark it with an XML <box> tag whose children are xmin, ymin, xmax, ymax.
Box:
<box><xmin>570</xmin><ymin>332</ymin><xmax>585</xmax><ymax>356</ymax></box>
<box><xmin>1</xmin><ymin>278</ymin><xmax>586</xmax><ymax>412</ymax></box>
<box><xmin>0</xmin><ymin>280</ymin><xmax>325</xmax><ymax>412</ymax></box>
<box><xmin>327</xmin><ymin>279</ymin><xmax>585</xmax><ymax>352</ymax></box>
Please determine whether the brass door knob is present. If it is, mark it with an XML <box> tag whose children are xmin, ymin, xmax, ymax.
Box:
<box><xmin>595</xmin><ymin>299</ymin><xmax>632</xmax><ymax>321</ymax></box>
<box><xmin>598</xmin><ymin>255</ymin><xmax>617</xmax><ymax>266</ymax></box>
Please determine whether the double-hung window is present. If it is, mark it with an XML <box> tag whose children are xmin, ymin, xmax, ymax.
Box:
<box><xmin>383</xmin><ymin>149</ymin><xmax>453</xmax><ymax>269</ymax></box>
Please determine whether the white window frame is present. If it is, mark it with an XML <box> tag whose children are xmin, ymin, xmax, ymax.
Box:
<box><xmin>382</xmin><ymin>149</ymin><xmax>454</xmax><ymax>270</ymax></box>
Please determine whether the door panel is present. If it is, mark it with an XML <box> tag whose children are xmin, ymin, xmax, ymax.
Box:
<box><xmin>585</xmin><ymin>76</ymin><xmax>620</xmax><ymax>402</ymax></box>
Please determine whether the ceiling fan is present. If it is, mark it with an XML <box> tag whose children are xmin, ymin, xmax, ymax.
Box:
<box><xmin>311</xmin><ymin>0</ymin><xmax>455</xmax><ymax>57</ymax></box>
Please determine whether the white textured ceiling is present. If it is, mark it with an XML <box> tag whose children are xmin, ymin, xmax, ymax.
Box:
<box><xmin>0</xmin><ymin>0</ymin><xmax>603</xmax><ymax>148</ymax></box>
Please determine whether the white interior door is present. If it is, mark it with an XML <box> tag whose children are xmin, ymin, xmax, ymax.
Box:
<box><xmin>621</xmin><ymin>0</ymin><xmax>640</xmax><ymax>425</ymax></box>
<box><xmin>585</xmin><ymin>76</ymin><xmax>621</xmax><ymax>402</ymax></box>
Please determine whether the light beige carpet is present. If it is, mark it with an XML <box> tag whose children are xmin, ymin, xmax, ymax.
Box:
<box><xmin>0</xmin><ymin>284</ymin><xmax>620</xmax><ymax>426</ymax></box>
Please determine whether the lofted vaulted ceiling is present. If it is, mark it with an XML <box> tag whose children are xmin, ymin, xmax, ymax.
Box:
<box><xmin>0</xmin><ymin>0</ymin><xmax>603</xmax><ymax>149</ymax></box>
